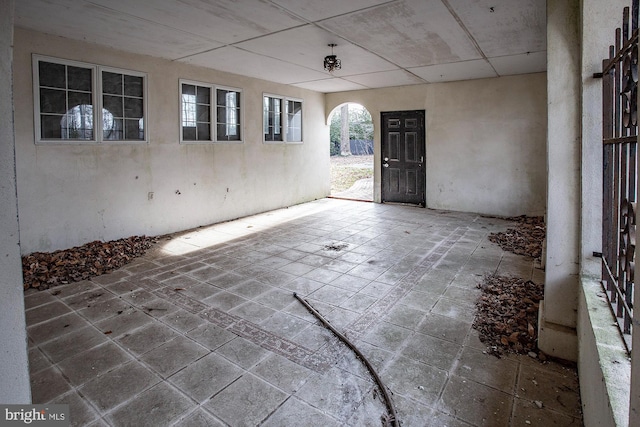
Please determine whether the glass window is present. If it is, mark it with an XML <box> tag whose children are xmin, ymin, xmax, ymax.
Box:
<box><xmin>102</xmin><ymin>71</ymin><xmax>145</xmax><ymax>141</ymax></box>
<box><xmin>264</xmin><ymin>94</ymin><xmax>302</xmax><ymax>143</ymax></box>
<box><xmin>216</xmin><ymin>88</ymin><xmax>241</xmax><ymax>141</ymax></box>
<box><xmin>180</xmin><ymin>81</ymin><xmax>242</xmax><ymax>143</ymax></box>
<box><xmin>33</xmin><ymin>56</ymin><xmax>147</xmax><ymax>144</ymax></box>
<box><xmin>181</xmin><ymin>83</ymin><xmax>211</xmax><ymax>141</ymax></box>
<box><xmin>37</xmin><ymin>60</ymin><xmax>94</xmax><ymax>140</ymax></box>
<box><xmin>263</xmin><ymin>95</ymin><xmax>283</xmax><ymax>142</ymax></box>
<box><xmin>287</xmin><ymin>100</ymin><xmax>302</xmax><ymax>142</ymax></box>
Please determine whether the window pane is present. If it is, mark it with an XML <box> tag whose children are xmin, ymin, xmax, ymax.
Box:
<box><xmin>124</xmin><ymin>75</ymin><xmax>143</xmax><ymax>97</ymax></box>
<box><xmin>197</xmin><ymin>86</ymin><xmax>210</xmax><ymax>104</ymax></box>
<box><xmin>104</xmin><ymin>118</ymin><xmax>123</xmax><ymax>140</ymax></box>
<box><xmin>124</xmin><ymin>97</ymin><xmax>143</xmax><ymax>119</ymax></box>
<box><xmin>182</xmin><ymin>84</ymin><xmax>196</xmax><ymax>96</ymax></box>
<box><xmin>102</xmin><ymin>72</ymin><xmax>122</xmax><ymax>95</ymax></box>
<box><xmin>40</xmin><ymin>88</ymin><xmax>66</xmax><ymax>114</ymax></box>
<box><xmin>68</xmin><ymin>91</ymin><xmax>91</xmax><ymax>109</ymax></box>
<box><xmin>217</xmin><ymin>89</ymin><xmax>239</xmax><ymax>107</ymax></box>
<box><xmin>217</xmin><ymin>123</ymin><xmax>240</xmax><ymax>141</ymax></box>
<box><xmin>197</xmin><ymin>123</ymin><xmax>210</xmax><ymax>140</ymax></box>
<box><xmin>182</xmin><ymin>94</ymin><xmax>196</xmax><ymax>127</ymax></box>
<box><xmin>288</xmin><ymin>126</ymin><xmax>302</xmax><ymax>142</ymax></box>
<box><xmin>67</xmin><ymin>66</ymin><xmax>92</xmax><ymax>91</ymax></box>
<box><xmin>183</xmin><ymin>126</ymin><xmax>196</xmax><ymax>141</ymax></box>
<box><xmin>41</xmin><ymin>115</ymin><xmax>63</xmax><ymax>139</ymax></box>
<box><xmin>103</xmin><ymin>95</ymin><xmax>123</xmax><ymax>117</ymax></box>
<box><xmin>39</xmin><ymin>62</ymin><xmax>66</xmax><ymax>88</ymax></box>
<box><xmin>196</xmin><ymin>104</ymin><xmax>209</xmax><ymax>122</ymax></box>
<box><xmin>124</xmin><ymin>118</ymin><xmax>143</xmax><ymax>140</ymax></box>
<box><xmin>63</xmin><ymin>106</ymin><xmax>93</xmax><ymax>140</ymax></box>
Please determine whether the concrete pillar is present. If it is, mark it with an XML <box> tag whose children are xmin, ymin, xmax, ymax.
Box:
<box><xmin>540</xmin><ymin>0</ymin><xmax>581</xmax><ymax>361</ymax></box>
<box><xmin>0</xmin><ymin>0</ymin><xmax>31</xmax><ymax>404</ymax></box>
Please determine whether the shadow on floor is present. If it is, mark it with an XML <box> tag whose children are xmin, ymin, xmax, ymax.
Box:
<box><xmin>25</xmin><ymin>198</ymin><xmax>581</xmax><ymax>426</ymax></box>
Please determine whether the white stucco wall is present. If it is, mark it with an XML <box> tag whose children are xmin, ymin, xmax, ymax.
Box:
<box><xmin>13</xmin><ymin>29</ymin><xmax>329</xmax><ymax>254</ymax></box>
<box><xmin>0</xmin><ymin>0</ymin><xmax>31</xmax><ymax>404</ymax></box>
<box><xmin>539</xmin><ymin>0</ymin><xmax>581</xmax><ymax>362</ymax></box>
<box><xmin>326</xmin><ymin>73</ymin><xmax>547</xmax><ymax>217</ymax></box>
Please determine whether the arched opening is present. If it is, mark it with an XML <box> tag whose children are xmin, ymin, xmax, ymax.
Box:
<box><xmin>328</xmin><ymin>103</ymin><xmax>374</xmax><ymax>202</ymax></box>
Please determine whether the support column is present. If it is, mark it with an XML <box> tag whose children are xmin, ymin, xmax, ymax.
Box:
<box><xmin>540</xmin><ymin>0</ymin><xmax>581</xmax><ymax>361</ymax></box>
<box><xmin>0</xmin><ymin>0</ymin><xmax>31</xmax><ymax>404</ymax></box>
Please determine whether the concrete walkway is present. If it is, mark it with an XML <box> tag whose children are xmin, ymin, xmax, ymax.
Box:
<box><xmin>25</xmin><ymin>199</ymin><xmax>582</xmax><ymax>426</ymax></box>
<box><xmin>331</xmin><ymin>178</ymin><xmax>373</xmax><ymax>202</ymax></box>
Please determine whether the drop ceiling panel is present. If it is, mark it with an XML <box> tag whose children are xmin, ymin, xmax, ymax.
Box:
<box><xmin>180</xmin><ymin>47</ymin><xmax>330</xmax><ymax>85</ymax></box>
<box><xmin>292</xmin><ymin>78</ymin><xmax>369</xmax><ymax>93</ymax></box>
<box><xmin>320</xmin><ymin>0</ymin><xmax>483</xmax><ymax>68</ymax></box>
<box><xmin>447</xmin><ymin>0</ymin><xmax>546</xmax><ymax>57</ymax></box>
<box><xmin>489</xmin><ymin>51</ymin><xmax>546</xmax><ymax>76</ymax></box>
<box><xmin>87</xmin><ymin>0</ymin><xmax>306</xmax><ymax>45</ymax></box>
<box><xmin>344</xmin><ymin>70</ymin><xmax>426</xmax><ymax>88</ymax></box>
<box><xmin>270</xmin><ymin>0</ymin><xmax>392</xmax><ymax>22</ymax></box>
<box><xmin>410</xmin><ymin>60</ymin><xmax>497</xmax><ymax>83</ymax></box>
<box><xmin>236</xmin><ymin>25</ymin><xmax>398</xmax><ymax>76</ymax></box>
<box><xmin>14</xmin><ymin>0</ymin><xmax>548</xmax><ymax>93</ymax></box>
<box><xmin>15</xmin><ymin>0</ymin><xmax>219</xmax><ymax>59</ymax></box>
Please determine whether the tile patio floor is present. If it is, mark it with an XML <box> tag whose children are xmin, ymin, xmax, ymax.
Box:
<box><xmin>25</xmin><ymin>198</ymin><xmax>582</xmax><ymax>426</ymax></box>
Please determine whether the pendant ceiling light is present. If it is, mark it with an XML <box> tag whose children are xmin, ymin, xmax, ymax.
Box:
<box><xmin>324</xmin><ymin>43</ymin><xmax>341</xmax><ymax>73</ymax></box>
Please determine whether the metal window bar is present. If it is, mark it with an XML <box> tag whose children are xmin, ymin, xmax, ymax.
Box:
<box><xmin>599</xmin><ymin>2</ymin><xmax>639</xmax><ymax>353</ymax></box>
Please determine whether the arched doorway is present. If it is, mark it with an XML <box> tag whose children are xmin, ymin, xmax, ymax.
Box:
<box><xmin>328</xmin><ymin>103</ymin><xmax>374</xmax><ymax>202</ymax></box>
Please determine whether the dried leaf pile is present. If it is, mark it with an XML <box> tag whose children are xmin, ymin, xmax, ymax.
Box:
<box><xmin>488</xmin><ymin>216</ymin><xmax>545</xmax><ymax>259</ymax></box>
<box><xmin>474</xmin><ymin>275</ymin><xmax>544</xmax><ymax>357</ymax></box>
<box><xmin>22</xmin><ymin>236</ymin><xmax>156</xmax><ymax>290</ymax></box>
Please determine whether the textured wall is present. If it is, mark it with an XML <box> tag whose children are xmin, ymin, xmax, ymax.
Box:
<box><xmin>326</xmin><ymin>72</ymin><xmax>547</xmax><ymax>217</ymax></box>
<box><xmin>13</xmin><ymin>29</ymin><xmax>330</xmax><ymax>254</ymax></box>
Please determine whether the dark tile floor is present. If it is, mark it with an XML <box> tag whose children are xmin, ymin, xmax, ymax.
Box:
<box><xmin>25</xmin><ymin>198</ymin><xmax>582</xmax><ymax>426</ymax></box>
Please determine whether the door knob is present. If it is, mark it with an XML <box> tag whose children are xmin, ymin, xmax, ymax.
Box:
<box><xmin>383</xmin><ymin>163</ymin><xmax>389</xmax><ymax>168</ymax></box>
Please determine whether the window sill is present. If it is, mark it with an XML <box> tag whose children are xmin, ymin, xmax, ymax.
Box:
<box><xmin>579</xmin><ymin>276</ymin><xmax>631</xmax><ymax>427</ymax></box>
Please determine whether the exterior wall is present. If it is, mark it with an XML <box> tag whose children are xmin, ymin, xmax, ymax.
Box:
<box><xmin>0</xmin><ymin>0</ymin><xmax>31</xmax><ymax>403</ymax></box>
<box><xmin>539</xmin><ymin>0</ymin><xmax>581</xmax><ymax>362</ymax></box>
<box><xmin>326</xmin><ymin>73</ymin><xmax>547</xmax><ymax>217</ymax></box>
<box><xmin>13</xmin><ymin>28</ymin><xmax>329</xmax><ymax>254</ymax></box>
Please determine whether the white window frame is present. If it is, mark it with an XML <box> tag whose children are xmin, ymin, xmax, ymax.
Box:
<box><xmin>33</xmin><ymin>55</ymin><xmax>148</xmax><ymax>145</ymax></box>
<box><xmin>263</xmin><ymin>93</ymin><xmax>303</xmax><ymax>144</ymax></box>
<box><xmin>179</xmin><ymin>79</ymin><xmax>243</xmax><ymax>144</ymax></box>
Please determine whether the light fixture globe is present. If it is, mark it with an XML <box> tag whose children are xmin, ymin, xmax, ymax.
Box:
<box><xmin>324</xmin><ymin>43</ymin><xmax>341</xmax><ymax>73</ymax></box>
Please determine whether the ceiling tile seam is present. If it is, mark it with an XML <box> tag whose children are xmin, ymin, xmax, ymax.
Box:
<box><xmin>439</xmin><ymin>0</ymin><xmax>500</xmax><ymax>77</ymax></box>
<box><xmin>171</xmin><ymin>23</ymin><xmax>314</xmax><ymax>62</ymax></box>
<box><xmin>175</xmin><ymin>0</ymin><xmax>403</xmax><ymax>62</ymax></box>
<box><xmin>266</xmin><ymin>0</ymin><xmax>400</xmax><ymax>26</ymax></box>
<box><xmin>216</xmin><ymin>44</ymin><xmax>341</xmax><ymax>81</ymax></box>
<box><xmin>294</xmin><ymin>76</ymin><xmax>370</xmax><ymax>89</ymax></box>
<box><xmin>83</xmin><ymin>0</ymin><xmax>225</xmax><ymax>46</ymax></box>
<box><xmin>486</xmin><ymin>50</ymin><xmax>547</xmax><ymax>60</ymax></box>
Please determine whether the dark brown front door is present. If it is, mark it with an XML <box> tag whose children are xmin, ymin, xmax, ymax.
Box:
<box><xmin>381</xmin><ymin>110</ymin><xmax>425</xmax><ymax>206</ymax></box>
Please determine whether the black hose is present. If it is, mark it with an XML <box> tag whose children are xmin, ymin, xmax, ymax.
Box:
<box><xmin>293</xmin><ymin>292</ymin><xmax>400</xmax><ymax>427</ymax></box>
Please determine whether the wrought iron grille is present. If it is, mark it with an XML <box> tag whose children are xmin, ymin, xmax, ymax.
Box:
<box><xmin>599</xmin><ymin>2</ymin><xmax>638</xmax><ymax>351</ymax></box>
